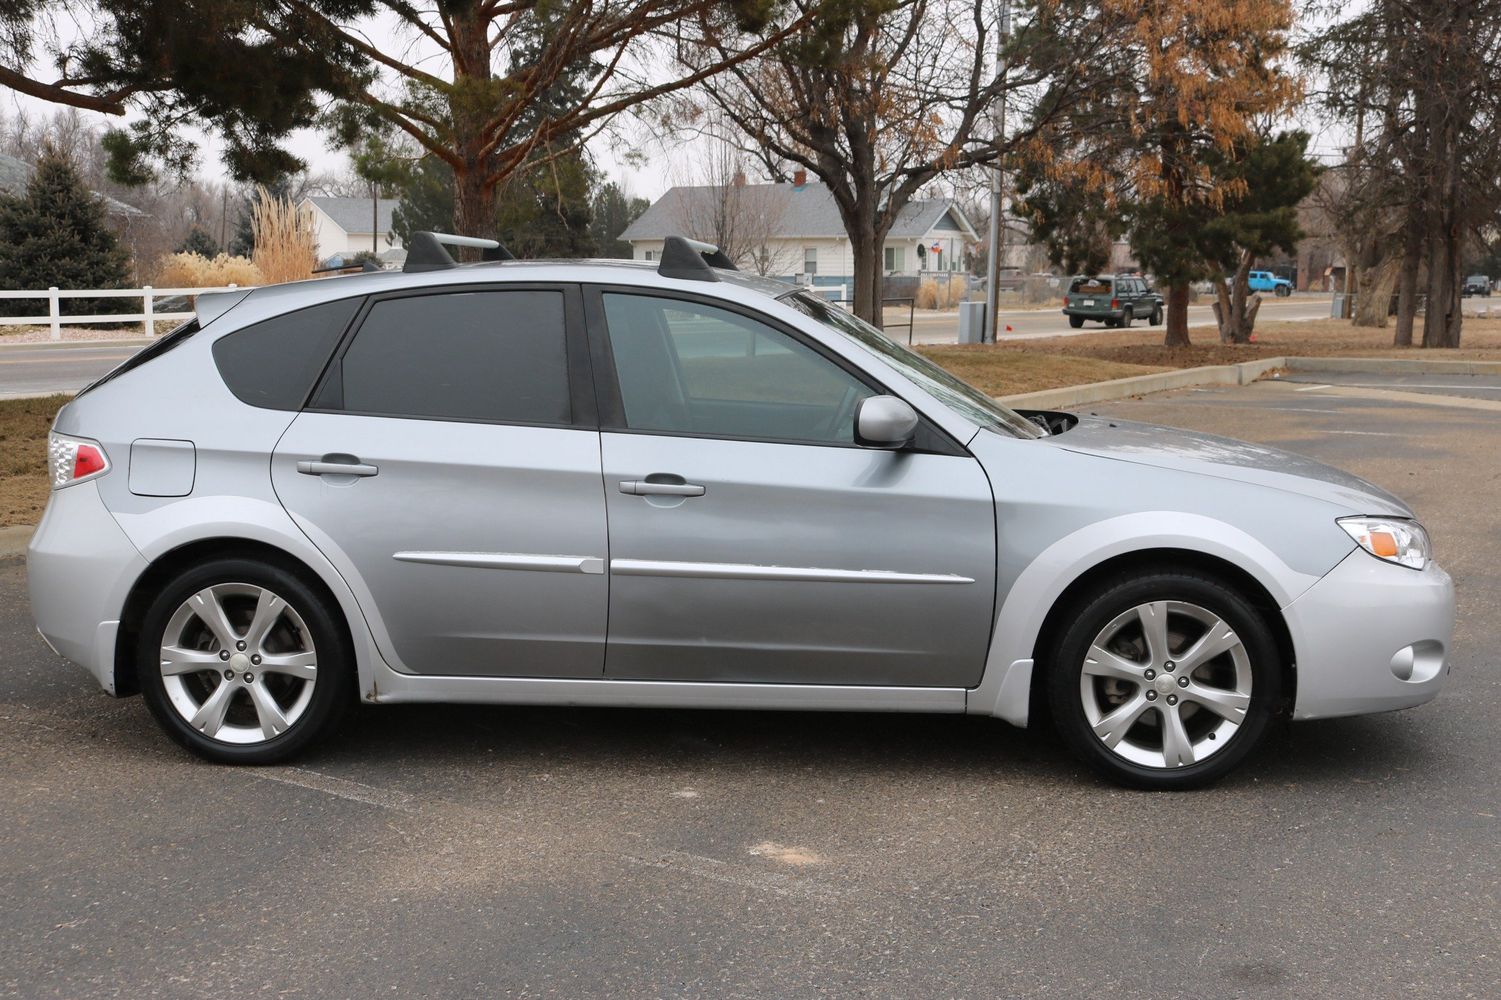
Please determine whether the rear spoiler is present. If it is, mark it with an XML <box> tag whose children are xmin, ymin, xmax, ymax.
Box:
<box><xmin>194</xmin><ymin>288</ymin><xmax>252</xmax><ymax>328</ymax></box>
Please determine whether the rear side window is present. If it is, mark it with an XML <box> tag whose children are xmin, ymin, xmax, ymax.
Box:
<box><xmin>213</xmin><ymin>299</ymin><xmax>360</xmax><ymax>410</ymax></box>
<box><xmin>323</xmin><ymin>290</ymin><xmax>570</xmax><ymax>424</ymax></box>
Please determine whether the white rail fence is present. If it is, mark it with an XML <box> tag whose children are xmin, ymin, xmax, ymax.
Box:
<box><xmin>0</xmin><ymin>286</ymin><xmax>248</xmax><ymax>340</ymax></box>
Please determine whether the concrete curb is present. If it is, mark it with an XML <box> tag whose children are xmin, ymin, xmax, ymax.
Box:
<box><xmin>0</xmin><ymin>524</ymin><xmax>34</xmax><ymax>559</ymax></box>
<box><xmin>1001</xmin><ymin>358</ymin><xmax>1286</xmax><ymax>409</ymax></box>
<box><xmin>998</xmin><ymin>354</ymin><xmax>1501</xmax><ymax>409</ymax></box>
<box><xmin>0</xmin><ymin>338</ymin><xmax>152</xmax><ymax>351</ymax></box>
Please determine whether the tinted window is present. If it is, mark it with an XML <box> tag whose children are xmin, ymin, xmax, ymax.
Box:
<box><xmin>332</xmin><ymin>290</ymin><xmax>569</xmax><ymax>424</ymax></box>
<box><xmin>602</xmin><ymin>293</ymin><xmax>875</xmax><ymax>444</ymax></box>
<box><xmin>213</xmin><ymin>300</ymin><xmax>360</xmax><ymax>410</ymax></box>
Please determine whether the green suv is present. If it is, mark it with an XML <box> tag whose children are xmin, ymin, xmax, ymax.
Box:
<box><xmin>1063</xmin><ymin>275</ymin><xmax>1164</xmax><ymax>329</ymax></box>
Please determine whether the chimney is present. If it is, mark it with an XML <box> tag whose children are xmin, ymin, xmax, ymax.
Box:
<box><xmin>793</xmin><ymin>169</ymin><xmax>807</xmax><ymax>188</ymax></box>
<box><xmin>733</xmin><ymin>169</ymin><xmax>747</xmax><ymax>187</ymax></box>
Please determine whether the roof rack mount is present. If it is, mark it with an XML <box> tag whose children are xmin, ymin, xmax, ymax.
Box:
<box><xmin>657</xmin><ymin>235</ymin><xmax>738</xmax><ymax>282</ymax></box>
<box><xmin>403</xmin><ymin>231</ymin><xmax>515</xmax><ymax>274</ymax></box>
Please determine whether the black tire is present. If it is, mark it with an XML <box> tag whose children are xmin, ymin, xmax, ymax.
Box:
<box><xmin>1043</xmin><ymin>569</ymin><xmax>1281</xmax><ymax>790</ymax></box>
<box><xmin>1069</xmin><ymin>314</ymin><xmax>1084</xmax><ymax>329</ymax></box>
<box><xmin>1119</xmin><ymin>307</ymin><xmax>1132</xmax><ymax>329</ymax></box>
<box><xmin>137</xmin><ymin>558</ymin><xmax>353</xmax><ymax>764</ymax></box>
<box><xmin>1150</xmin><ymin>305</ymin><xmax>1163</xmax><ymax>326</ymax></box>
<box><xmin>1275</xmin><ymin>285</ymin><xmax>1291</xmax><ymax>298</ymax></box>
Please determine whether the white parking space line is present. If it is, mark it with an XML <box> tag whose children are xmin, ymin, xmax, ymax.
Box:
<box><xmin>1324</xmin><ymin>430</ymin><xmax>1400</xmax><ymax>436</ymax></box>
<box><xmin>1293</xmin><ymin>383</ymin><xmax>1333</xmax><ymax>392</ymax></box>
<box><xmin>247</xmin><ymin>766</ymin><xmax>417</xmax><ymax>812</ymax></box>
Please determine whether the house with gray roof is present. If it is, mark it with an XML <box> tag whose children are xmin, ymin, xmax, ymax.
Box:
<box><xmin>0</xmin><ymin>153</ymin><xmax>145</xmax><ymax>218</ymax></box>
<box><xmin>618</xmin><ymin>174</ymin><xmax>978</xmax><ymax>287</ymax></box>
<box><xmin>301</xmin><ymin>195</ymin><xmax>404</xmax><ymax>264</ymax></box>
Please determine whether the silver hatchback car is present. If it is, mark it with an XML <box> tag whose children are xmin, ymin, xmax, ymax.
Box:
<box><xmin>28</xmin><ymin>234</ymin><xmax>1454</xmax><ymax>789</ymax></box>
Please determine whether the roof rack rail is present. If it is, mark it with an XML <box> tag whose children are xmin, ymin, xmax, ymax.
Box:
<box><xmin>657</xmin><ymin>236</ymin><xmax>738</xmax><ymax>282</ymax></box>
<box><xmin>403</xmin><ymin>231</ymin><xmax>515</xmax><ymax>273</ymax></box>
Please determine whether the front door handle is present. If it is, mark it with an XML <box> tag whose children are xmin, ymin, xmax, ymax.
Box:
<box><xmin>619</xmin><ymin>480</ymin><xmax>705</xmax><ymax>497</ymax></box>
<box><xmin>298</xmin><ymin>459</ymin><xmax>379</xmax><ymax>477</ymax></box>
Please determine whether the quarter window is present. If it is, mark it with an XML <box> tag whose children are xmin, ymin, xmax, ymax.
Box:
<box><xmin>601</xmin><ymin>293</ymin><xmax>875</xmax><ymax>445</ymax></box>
<box><xmin>326</xmin><ymin>290</ymin><xmax>570</xmax><ymax>424</ymax></box>
<box><xmin>213</xmin><ymin>298</ymin><xmax>360</xmax><ymax>410</ymax></box>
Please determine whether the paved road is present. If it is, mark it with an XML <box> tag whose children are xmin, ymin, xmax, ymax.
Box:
<box><xmin>1279</xmin><ymin>369</ymin><xmax>1501</xmax><ymax>400</ymax></box>
<box><xmin>0</xmin><ymin>296</ymin><xmax>1337</xmax><ymax>397</ymax></box>
<box><xmin>0</xmin><ymin>341</ymin><xmax>149</xmax><ymax>399</ymax></box>
<box><xmin>2</xmin><ymin>375</ymin><xmax>1496</xmax><ymax>997</ymax></box>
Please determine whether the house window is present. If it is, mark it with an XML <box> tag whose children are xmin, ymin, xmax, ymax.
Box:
<box><xmin>884</xmin><ymin>246</ymin><xmax>904</xmax><ymax>272</ymax></box>
<box><xmin>803</xmin><ymin>247</ymin><xmax>818</xmax><ymax>275</ymax></box>
<box><xmin>644</xmin><ymin>250</ymin><xmax>656</xmax><ymax>262</ymax></box>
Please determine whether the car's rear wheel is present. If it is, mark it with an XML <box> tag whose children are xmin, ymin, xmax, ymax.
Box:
<box><xmin>1044</xmin><ymin>570</ymin><xmax>1281</xmax><ymax>790</ymax></box>
<box><xmin>1275</xmin><ymin>285</ymin><xmax>1291</xmax><ymax>297</ymax></box>
<box><xmin>137</xmin><ymin>559</ymin><xmax>352</xmax><ymax>764</ymax></box>
<box><xmin>1119</xmin><ymin>307</ymin><xmax>1132</xmax><ymax>328</ymax></box>
<box><xmin>1069</xmin><ymin>315</ymin><xmax>1084</xmax><ymax>329</ymax></box>
<box><xmin>1150</xmin><ymin>305</ymin><xmax>1163</xmax><ymax>326</ymax></box>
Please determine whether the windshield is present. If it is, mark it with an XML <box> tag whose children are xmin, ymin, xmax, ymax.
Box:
<box><xmin>781</xmin><ymin>290</ymin><xmax>1044</xmax><ymax>439</ymax></box>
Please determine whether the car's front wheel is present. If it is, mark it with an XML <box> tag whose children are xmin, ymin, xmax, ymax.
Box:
<box><xmin>1150</xmin><ymin>304</ymin><xmax>1163</xmax><ymax>326</ymax></box>
<box><xmin>1044</xmin><ymin>570</ymin><xmax>1281</xmax><ymax>790</ymax></box>
<box><xmin>137</xmin><ymin>558</ymin><xmax>352</xmax><ymax>764</ymax></box>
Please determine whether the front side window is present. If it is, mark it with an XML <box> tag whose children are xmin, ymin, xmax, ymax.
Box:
<box><xmin>601</xmin><ymin>293</ymin><xmax>875</xmax><ymax>445</ymax></box>
<box><xmin>782</xmin><ymin>290</ymin><xmax>1044</xmax><ymax>440</ymax></box>
<box><xmin>324</xmin><ymin>289</ymin><xmax>570</xmax><ymax>424</ymax></box>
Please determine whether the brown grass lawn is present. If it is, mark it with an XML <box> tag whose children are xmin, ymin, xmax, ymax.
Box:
<box><xmin>3</xmin><ymin>317</ymin><xmax>1499</xmax><ymax>526</ymax></box>
<box><xmin>1</xmin><ymin>396</ymin><xmax>68</xmax><ymax>527</ymax></box>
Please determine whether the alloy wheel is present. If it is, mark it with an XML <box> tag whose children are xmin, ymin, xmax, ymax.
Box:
<box><xmin>158</xmin><ymin>583</ymin><xmax>318</xmax><ymax>745</ymax></box>
<box><xmin>1078</xmin><ymin>600</ymin><xmax>1252</xmax><ymax>769</ymax></box>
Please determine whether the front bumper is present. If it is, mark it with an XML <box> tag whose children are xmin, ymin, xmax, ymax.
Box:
<box><xmin>1282</xmin><ymin>548</ymin><xmax>1455</xmax><ymax>720</ymax></box>
<box><xmin>27</xmin><ymin>481</ymin><xmax>146</xmax><ymax>695</ymax></box>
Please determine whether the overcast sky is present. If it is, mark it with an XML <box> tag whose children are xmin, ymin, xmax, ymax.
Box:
<box><xmin>4</xmin><ymin>4</ymin><xmax>1354</xmax><ymax>205</ymax></box>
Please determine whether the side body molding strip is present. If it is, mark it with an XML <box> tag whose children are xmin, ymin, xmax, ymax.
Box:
<box><xmin>393</xmin><ymin>551</ymin><xmax>606</xmax><ymax>575</ymax></box>
<box><xmin>610</xmin><ymin>558</ymin><xmax>973</xmax><ymax>584</ymax></box>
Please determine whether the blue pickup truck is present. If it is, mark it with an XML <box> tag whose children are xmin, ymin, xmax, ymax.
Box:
<box><xmin>1247</xmin><ymin>270</ymin><xmax>1294</xmax><ymax>297</ymax></box>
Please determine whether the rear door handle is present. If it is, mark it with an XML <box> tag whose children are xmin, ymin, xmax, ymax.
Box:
<box><xmin>298</xmin><ymin>459</ymin><xmax>379</xmax><ymax>477</ymax></box>
<box><xmin>619</xmin><ymin>480</ymin><xmax>705</xmax><ymax>497</ymax></box>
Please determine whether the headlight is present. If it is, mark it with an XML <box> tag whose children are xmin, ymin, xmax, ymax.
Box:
<box><xmin>1337</xmin><ymin>516</ymin><xmax>1430</xmax><ymax>570</ymax></box>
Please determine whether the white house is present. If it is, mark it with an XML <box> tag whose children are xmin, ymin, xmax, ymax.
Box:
<box><xmin>301</xmin><ymin>196</ymin><xmax>404</xmax><ymax>264</ymax></box>
<box><xmin>619</xmin><ymin>174</ymin><xmax>978</xmax><ymax>290</ymax></box>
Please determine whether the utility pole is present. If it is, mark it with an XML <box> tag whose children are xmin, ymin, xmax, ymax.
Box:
<box><xmin>983</xmin><ymin>0</ymin><xmax>1012</xmax><ymax>344</ymax></box>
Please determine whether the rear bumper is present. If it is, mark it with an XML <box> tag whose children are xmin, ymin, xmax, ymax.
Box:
<box><xmin>27</xmin><ymin>481</ymin><xmax>146</xmax><ymax>695</ymax></box>
<box><xmin>1283</xmin><ymin>550</ymin><xmax>1455</xmax><ymax>720</ymax></box>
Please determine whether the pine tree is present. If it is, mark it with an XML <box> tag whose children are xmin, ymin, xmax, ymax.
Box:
<box><xmin>175</xmin><ymin>225</ymin><xmax>221</xmax><ymax>257</ymax></box>
<box><xmin>0</xmin><ymin>146</ymin><xmax>131</xmax><ymax>318</ymax></box>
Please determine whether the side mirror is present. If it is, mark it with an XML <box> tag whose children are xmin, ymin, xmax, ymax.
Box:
<box><xmin>854</xmin><ymin>395</ymin><xmax>919</xmax><ymax>449</ymax></box>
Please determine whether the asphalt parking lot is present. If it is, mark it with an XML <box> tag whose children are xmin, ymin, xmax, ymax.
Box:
<box><xmin>2</xmin><ymin>377</ymin><xmax>1496</xmax><ymax>999</ymax></box>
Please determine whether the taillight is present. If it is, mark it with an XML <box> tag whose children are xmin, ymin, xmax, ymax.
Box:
<box><xmin>1111</xmin><ymin>298</ymin><xmax>1120</xmax><ymax>309</ymax></box>
<box><xmin>1061</xmin><ymin>296</ymin><xmax>1069</xmax><ymax>307</ymax></box>
<box><xmin>48</xmin><ymin>432</ymin><xmax>110</xmax><ymax>489</ymax></box>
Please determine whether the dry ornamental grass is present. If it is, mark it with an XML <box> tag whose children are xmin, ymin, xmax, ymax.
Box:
<box><xmin>155</xmin><ymin>252</ymin><xmax>264</xmax><ymax>288</ymax></box>
<box><xmin>250</xmin><ymin>187</ymin><xmax>319</xmax><ymax>284</ymax></box>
